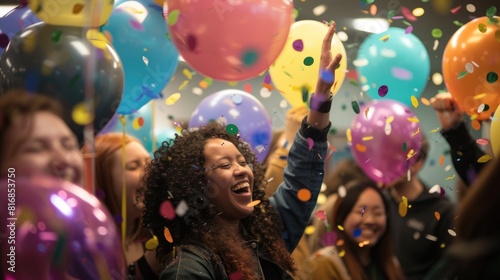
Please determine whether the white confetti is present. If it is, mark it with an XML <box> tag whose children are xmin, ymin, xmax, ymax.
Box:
<box><xmin>143</xmin><ymin>56</ymin><xmax>149</xmax><ymax>66</ymax></box>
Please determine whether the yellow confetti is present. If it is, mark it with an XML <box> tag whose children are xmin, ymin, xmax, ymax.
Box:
<box><xmin>440</xmin><ymin>243</ymin><xmax>446</xmax><ymax>248</ymax></box>
<box><xmin>407</xmin><ymin>149</ymin><xmax>416</xmax><ymax>160</ymax></box>
<box><xmin>338</xmin><ymin>250</ymin><xmax>346</xmax><ymax>257</ymax></box>
<box><xmin>398</xmin><ymin>201</ymin><xmax>408</xmax><ymax>217</ymax></box>
<box><xmin>337</xmin><ymin>225</ymin><xmax>344</xmax><ymax>231</ymax></box>
<box><xmin>473</xmin><ymin>93</ymin><xmax>487</xmax><ymax>100</ymax></box>
<box><xmin>228</xmin><ymin>81</ymin><xmax>238</xmax><ymax>86</ymax></box>
<box><xmin>86</xmin><ymin>29</ymin><xmax>108</xmax><ymax>50</ymax></box>
<box><xmin>304</xmin><ymin>225</ymin><xmax>316</xmax><ymax>235</ymax></box>
<box><xmin>407</xmin><ymin>117</ymin><xmax>420</xmax><ymax>123</ymax></box>
<box><xmin>430</xmin><ymin>127</ymin><xmax>440</xmax><ymax>133</ymax></box>
<box><xmin>364</xmin><ymin>107</ymin><xmax>371</xmax><ymax>119</ymax></box>
<box><xmin>477</xmin><ymin>155</ymin><xmax>492</xmax><ymax>163</ymax></box>
<box><xmin>145</xmin><ymin>235</ymin><xmax>159</xmax><ymax>250</ymax></box>
<box><xmin>379</xmin><ymin>34</ymin><xmax>391</xmax><ymax>41</ymax></box>
<box><xmin>362</xmin><ymin>136</ymin><xmax>374</xmax><ymax>141</ymax></box>
<box><xmin>402</xmin><ymin>196</ymin><xmax>408</xmax><ymax>207</ymax></box>
<box><xmin>182</xmin><ymin>69</ymin><xmax>192</xmax><ymax>79</ymax></box>
<box><xmin>386</xmin><ymin>115</ymin><xmax>394</xmax><ymax>124</ymax></box>
<box><xmin>247</xmin><ymin>200</ymin><xmax>261</xmax><ymax>207</ymax></box>
<box><xmin>178</xmin><ymin>80</ymin><xmax>189</xmax><ymax>91</ymax></box>
<box><xmin>434</xmin><ymin>212</ymin><xmax>441</xmax><ymax>221</ymax></box>
<box><xmin>411</xmin><ymin>95</ymin><xmax>419</xmax><ymax>108</ymax></box>
<box><xmin>164</xmin><ymin>227</ymin><xmax>174</xmax><ymax>243</ymax></box>
<box><xmin>72</xmin><ymin>102</ymin><xmax>94</xmax><ymax>125</ymax></box>
<box><xmin>346</xmin><ymin>129</ymin><xmax>352</xmax><ymax>143</ymax></box>
<box><xmin>132</xmin><ymin>117</ymin><xmax>143</xmax><ymax>130</ymax></box>
<box><xmin>165</xmin><ymin>93</ymin><xmax>181</xmax><ymax>105</ymax></box>
<box><xmin>445</xmin><ymin>175</ymin><xmax>456</xmax><ymax>180</ymax></box>
<box><xmin>420</xmin><ymin>97</ymin><xmax>430</xmax><ymax>106</ymax></box>
<box><xmin>412</xmin><ymin>128</ymin><xmax>420</xmax><ymax>137</ymax></box>
<box><xmin>355</xmin><ymin>143</ymin><xmax>367</xmax><ymax>152</ymax></box>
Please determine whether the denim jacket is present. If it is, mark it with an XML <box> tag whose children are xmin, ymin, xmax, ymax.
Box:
<box><xmin>160</xmin><ymin>119</ymin><xmax>330</xmax><ymax>279</ymax></box>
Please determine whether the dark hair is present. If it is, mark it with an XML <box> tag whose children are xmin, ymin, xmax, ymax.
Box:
<box><xmin>0</xmin><ymin>89</ymin><xmax>64</xmax><ymax>163</ymax></box>
<box><xmin>142</xmin><ymin>122</ymin><xmax>294</xmax><ymax>279</ymax></box>
<box><xmin>333</xmin><ymin>181</ymin><xmax>405</xmax><ymax>280</ymax></box>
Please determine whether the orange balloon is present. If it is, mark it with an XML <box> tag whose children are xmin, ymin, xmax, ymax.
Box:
<box><xmin>442</xmin><ymin>16</ymin><xmax>500</xmax><ymax>120</ymax></box>
<box><xmin>153</xmin><ymin>0</ymin><xmax>164</xmax><ymax>6</ymax></box>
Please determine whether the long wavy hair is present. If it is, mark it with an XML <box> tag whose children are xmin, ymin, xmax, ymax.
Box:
<box><xmin>333</xmin><ymin>181</ymin><xmax>405</xmax><ymax>280</ymax></box>
<box><xmin>142</xmin><ymin>122</ymin><xmax>295</xmax><ymax>279</ymax></box>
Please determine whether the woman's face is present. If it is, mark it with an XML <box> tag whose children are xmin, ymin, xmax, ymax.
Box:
<box><xmin>203</xmin><ymin>138</ymin><xmax>255</xmax><ymax>222</ymax></box>
<box><xmin>111</xmin><ymin>141</ymin><xmax>150</xmax><ymax>221</ymax></box>
<box><xmin>1</xmin><ymin>111</ymin><xmax>83</xmax><ymax>185</ymax></box>
<box><xmin>343</xmin><ymin>188</ymin><xmax>387</xmax><ymax>247</ymax></box>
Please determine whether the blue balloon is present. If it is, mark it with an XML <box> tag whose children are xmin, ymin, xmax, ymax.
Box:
<box><xmin>355</xmin><ymin>27</ymin><xmax>430</xmax><ymax>106</ymax></box>
<box><xmin>102</xmin><ymin>0</ymin><xmax>179</xmax><ymax>115</ymax></box>
<box><xmin>188</xmin><ymin>89</ymin><xmax>272</xmax><ymax>163</ymax></box>
<box><xmin>0</xmin><ymin>5</ymin><xmax>40</xmax><ymax>55</ymax></box>
<box><xmin>100</xmin><ymin>102</ymin><xmax>177</xmax><ymax>156</ymax></box>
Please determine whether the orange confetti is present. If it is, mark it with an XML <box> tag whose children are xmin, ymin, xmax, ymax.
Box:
<box><xmin>244</xmin><ymin>83</ymin><xmax>252</xmax><ymax>93</ymax></box>
<box><xmin>420</xmin><ymin>97</ymin><xmax>430</xmax><ymax>106</ymax></box>
<box><xmin>439</xmin><ymin>155</ymin><xmax>445</xmax><ymax>166</ymax></box>
<box><xmin>434</xmin><ymin>212</ymin><xmax>441</xmax><ymax>221</ymax></box>
<box><xmin>471</xmin><ymin>119</ymin><xmax>481</xmax><ymax>130</ymax></box>
<box><xmin>199</xmin><ymin>80</ymin><xmax>208</xmax><ymax>89</ymax></box>
<box><xmin>355</xmin><ymin>143</ymin><xmax>367</xmax><ymax>152</ymax></box>
<box><xmin>164</xmin><ymin>227</ymin><xmax>174</xmax><ymax>243</ymax></box>
<box><xmin>297</xmin><ymin>189</ymin><xmax>312</xmax><ymax>201</ymax></box>
<box><xmin>247</xmin><ymin>200</ymin><xmax>261</xmax><ymax>207</ymax></box>
<box><xmin>370</xmin><ymin>4</ymin><xmax>377</xmax><ymax>16</ymax></box>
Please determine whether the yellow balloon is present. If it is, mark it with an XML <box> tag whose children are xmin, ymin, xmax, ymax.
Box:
<box><xmin>491</xmin><ymin>105</ymin><xmax>500</xmax><ymax>157</ymax></box>
<box><xmin>269</xmin><ymin>20</ymin><xmax>347</xmax><ymax>108</ymax></box>
<box><xmin>28</xmin><ymin>0</ymin><xmax>114</xmax><ymax>27</ymax></box>
<box><xmin>153</xmin><ymin>0</ymin><xmax>164</xmax><ymax>6</ymax></box>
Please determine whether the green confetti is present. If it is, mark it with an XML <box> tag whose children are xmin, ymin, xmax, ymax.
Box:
<box><xmin>453</xmin><ymin>21</ymin><xmax>464</xmax><ymax>27</ymax></box>
<box><xmin>351</xmin><ymin>101</ymin><xmax>360</xmax><ymax>114</ymax></box>
<box><xmin>489</xmin><ymin>17</ymin><xmax>499</xmax><ymax>24</ymax></box>
<box><xmin>242</xmin><ymin>50</ymin><xmax>258</xmax><ymax>67</ymax></box>
<box><xmin>478</xmin><ymin>23</ymin><xmax>487</xmax><ymax>33</ymax></box>
<box><xmin>486</xmin><ymin>72</ymin><xmax>498</xmax><ymax>83</ymax></box>
<box><xmin>51</xmin><ymin>30</ymin><xmax>63</xmax><ymax>43</ymax></box>
<box><xmin>361</xmin><ymin>0</ymin><xmax>374</xmax><ymax>4</ymax></box>
<box><xmin>457</xmin><ymin>71</ymin><xmax>468</xmax><ymax>79</ymax></box>
<box><xmin>486</xmin><ymin>6</ymin><xmax>497</xmax><ymax>18</ymax></box>
<box><xmin>431</xmin><ymin>28</ymin><xmax>443</xmax><ymax>39</ymax></box>
<box><xmin>303</xmin><ymin>56</ymin><xmax>314</xmax><ymax>66</ymax></box>
<box><xmin>329</xmin><ymin>128</ymin><xmax>337</xmax><ymax>135</ymax></box>
<box><xmin>226</xmin><ymin>124</ymin><xmax>238</xmax><ymax>135</ymax></box>
<box><xmin>388</xmin><ymin>10</ymin><xmax>395</xmax><ymax>19</ymax></box>
<box><xmin>301</xmin><ymin>87</ymin><xmax>309</xmax><ymax>103</ymax></box>
<box><xmin>402</xmin><ymin>142</ymin><xmax>407</xmax><ymax>151</ymax></box>
<box><xmin>167</xmin><ymin>9</ymin><xmax>180</xmax><ymax>26</ymax></box>
<box><xmin>341</xmin><ymin>104</ymin><xmax>347</xmax><ymax>111</ymax></box>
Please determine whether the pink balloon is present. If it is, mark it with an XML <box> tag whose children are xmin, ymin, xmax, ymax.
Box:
<box><xmin>1</xmin><ymin>176</ymin><xmax>125</xmax><ymax>279</ymax></box>
<box><xmin>350</xmin><ymin>100</ymin><xmax>422</xmax><ymax>185</ymax></box>
<box><xmin>166</xmin><ymin>0</ymin><xmax>294</xmax><ymax>81</ymax></box>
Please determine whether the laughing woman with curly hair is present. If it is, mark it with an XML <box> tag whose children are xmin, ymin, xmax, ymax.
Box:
<box><xmin>142</xmin><ymin>22</ymin><xmax>342</xmax><ymax>280</ymax></box>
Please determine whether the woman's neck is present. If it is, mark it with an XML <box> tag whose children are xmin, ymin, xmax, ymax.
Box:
<box><xmin>125</xmin><ymin>240</ymin><xmax>144</xmax><ymax>264</ymax></box>
<box><xmin>357</xmin><ymin>246</ymin><xmax>372</xmax><ymax>266</ymax></box>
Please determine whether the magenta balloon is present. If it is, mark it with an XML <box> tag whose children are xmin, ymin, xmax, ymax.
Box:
<box><xmin>350</xmin><ymin>100</ymin><xmax>422</xmax><ymax>185</ymax></box>
<box><xmin>166</xmin><ymin>0</ymin><xmax>294</xmax><ymax>81</ymax></box>
<box><xmin>189</xmin><ymin>89</ymin><xmax>272</xmax><ymax>163</ymax></box>
<box><xmin>1</xmin><ymin>176</ymin><xmax>125</xmax><ymax>279</ymax></box>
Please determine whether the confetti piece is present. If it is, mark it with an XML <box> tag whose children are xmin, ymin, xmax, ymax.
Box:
<box><xmin>165</xmin><ymin>93</ymin><xmax>181</xmax><ymax>105</ymax></box>
<box><xmin>315</xmin><ymin>210</ymin><xmax>327</xmax><ymax>220</ymax></box>
<box><xmin>401</xmin><ymin>6</ymin><xmax>417</xmax><ymax>21</ymax></box>
<box><xmin>337</xmin><ymin>225</ymin><xmax>344</xmax><ymax>231</ymax></box>
<box><xmin>164</xmin><ymin>228</ymin><xmax>173</xmax><ymax>243</ymax></box>
<box><xmin>431</xmin><ymin>28</ymin><xmax>443</xmax><ymax>39</ymax></box>
<box><xmin>355</xmin><ymin>143</ymin><xmax>367</xmax><ymax>152</ymax></box>
<box><xmin>402</xmin><ymin>196</ymin><xmax>408</xmax><ymax>207</ymax></box>
<box><xmin>321</xmin><ymin>231</ymin><xmax>338</xmax><ymax>247</ymax></box>
<box><xmin>297</xmin><ymin>188</ymin><xmax>312</xmax><ymax>201</ymax></box>
<box><xmin>160</xmin><ymin>200</ymin><xmax>176</xmax><ymax>220</ymax></box>
<box><xmin>399</xmin><ymin>201</ymin><xmax>408</xmax><ymax>217</ymax></box>
<box><xmin>405</xmin><ymin>25</ymin><xmax>413</xmax><ymax>34</ymax></box>
<box><xmin>338</xmin><ymin>250</ymin><xmax>346</xmax><ymax>257</ymax></box>
<box><xmin>346</xmin><ymin>129</ymin><xmax>352</xmax><ymax>143</ymax></box>
<box><xmin>226</xmin><ymin>124</ymin><xmax>238</xmax><ymax>135</ymax></box>
<box><xmin>292</xmin><ymin>39</ymin><xmax>304</xmax><ymax>51</ymax></box>
<box><xmin>232</xmin><ymin>94</ymin><xmax>243</xmax><ymax>105</ymax></box>
<box><xmin>244</xmin><ymin>83</ymin><xmax>252</xmax><ymax>93</ymax></box>
<box><xmin>471</xmin><ymin>119</ymin><xmax>481</xmax><ymax>130</ymax></box>
<box><xmin>477</xmin><ymin>155</ymin><xmax>492</xmax><ymax>163</ymax></box>
<box><xmin>450</xmin><ymin>5</ymin><xmax>461</xmax><ymax>14</ymax></box>
<box><xmin>305</xmin><ymin>225</ymin><xmax>316</xmax><ymax>235</ymax></box>
<box><xmin>434</xmin><ymin>212</ymin><xmax>441</xmax><ymax>221</ymax></box>
<box><xmin>445</xmin><ymin>175</ymin><xmax>455</xmax><ymax>180</ymax></box>
<box><xmin>379</xmin><ymin>34</ymin><xmax>390</xmax><ymax>42</ymax></box>
<box><xmin>182</xmin><ymin>69</ymin><xmax>192</xmax><ymax>79</ymax></box>
<box><xmin>362</xmin><ymin>136</ymin><xmax>374</xmax><ymax>141</ymax></box>
<box><xmin>242</xmin><ymin>50</ymin><xmax>258</xmax><ymax>67</ymax></box>
<box><xmin>167</xmin><ymin>9</ymin><xmax>180</xmax><ymax>26</ymax></box>
<box><xmin>384</xmin><ymin>123</ymin><xmax>392</xmax><ymax>135</ymax></box>
<box><xmin>370</xmin><ymin>4</ymin><xmax>377</xmax><ymax>16</ymax></box>
<box><xmin>378</xmin><ymin>85</ymin><xmax>388</xmax><ymax>97</ymax></box>
<box><xmin>411</xmin><ymin>96</ymin><xmax>418</xmax><ymax>108</ymax></box>
<box><xmin>307</xmin><ymin>137</ymin><xmax>314</xmax><ymax>151</ymax></box>
<box><xmin>457</xmin><ymin>71</ymin><xmax>468</xmax><ymax>79</ymax></box>
<box><xmin>73</xmin><ymin>3</ymin><xmax>84</xmax><ymax>14</ymax></box>
<box><xmin>407</xmin><ymin>117</ymin><xmax>420</xmax><ymax>123</ymax></box>
<box><xmin>51</xmin><ymin>30</ymin><xmax>63</xmax><ymax>43</ymax></box>
<box><xmin>425</xmin><ymin>234</ymin><xmax>438</xmax><ymax>242</ymax></box>
<box><xmin>448</xmin><ymin>229</ymin><xmax>457</xmax><ymax>236</ymax></box>
<box><xmin>351</xmin><ymin>101</ymin><xmax>360</xmax><ymax>114</ymax></box>
<box><xmin>303</xmin><ymin>56</ymin><xmax>314</xmax><ymax>66</ymax></box>
<box><xmin>246</xmin><ymin>200</ymin><xmax>261</xmax><ymax>207</ymax></box>
<box><xmin>145</xmin><ymin>235</ymin><xmax>159</xmax><ymax>250</ymax></box>
<box><xmin>178</xmin><ymin>80</ymin><xmax>189</xmax><ymax>91</ymax></box>
<box><xmin>476</xmin><ymin>138</ymin><xmax>489</xmax><ymax>145</ymax></box>
<box><xmin>72</xmin><ymin>102</ymin><xmax>94</xmax><ymax>125</ymax></box>
<box><xmin>175</xmin><ymin>200</ymin><xmax>189</xmax><ymax>217</ymax></box>
<box><xmin>439</xmin><ymin>155</ymin><xmax>445</xmax><ymax>166</ymax></box>
<box><xmin>478</xmin><ymin>23</ymin><xmax>487</xmax><ymax>33</ymax></box>
<box><xmin>353</xmin><ymin>228</ymin><xmax>362</xmax><ymax>238</ymax></box>
<box><xmin>486</xmin><ymin>72</ymin><xmax>498</xmax><ymax>83</ymax></box>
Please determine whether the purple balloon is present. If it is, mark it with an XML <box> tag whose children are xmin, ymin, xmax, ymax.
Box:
<box><xmin>350</xmin><ymin>100</ymin><xmax>422</xmax><ymax>185</ymax></box>
<box><xmin>0</xmin><ymin>176</ymin><xmax>126</xmax><ymax>279</ymax></box>
<box><xmin>0</xmin><ymin>5</ymin><xmax>41</xmax><ymax>54</ymax></box>
<box><xmin>189</xmin><ymin>89</ymin><xmax>272</xmax><ymax>163</ymax></box>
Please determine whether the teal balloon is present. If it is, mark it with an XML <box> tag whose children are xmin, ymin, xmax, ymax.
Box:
<box><xmin>100</xmin><ymin>102</ymin><xmax>177</xmax><ymax>156</ymax></box>
<box><xmin>355</xmin><ymin>27</ymin><xmax>430</xmax><ymax>106</ymax></box>
<box><xmin>102</xmin><ymin>0</ymin><xmax>179</xmax><ymax>114</ymax></box>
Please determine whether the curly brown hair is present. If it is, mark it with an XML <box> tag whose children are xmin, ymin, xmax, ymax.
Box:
<box><xmin>142</xmin><ymin>122</ymin><xmax>295</xmax><ymax>279</ymax></box>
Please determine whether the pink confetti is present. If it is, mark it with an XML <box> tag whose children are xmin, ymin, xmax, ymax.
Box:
<box><xmin>159</xmin><ymin>200</ymin><xmax>176</xmax><ymax>220</ymax></box>
<box><xmin>476</xmin><ymin>138</ymin><xmax>489</xmax><ymax>145</ymax></box>
<box><xmin>450</xmin><ymin>5</ymin><xmax>461</xmax><ymax>14</ymax></box>
<box><xmin>391</xmin><ymin>67</ymin><xmax>413</xmax><ymax>80</ymax></box>
<box><xmin>401</xmin><ymin>6</ymin><xmax>417</xmax><ymax>22</ymax></box>
<box><xmin>321</xmin><ymin>231</ymin><xmax>338</xmax><ymax>247</ymax></box>
<box><xmin>392</xmin><ymin>16</ymin><xmax>404</xmax><ymax>20</ymax></box>
<box><xmin>315</xmin><ymin>210</ymin><xmax>327</xmax><ymax>220</ymax></box>
<box><xmin>405</xmin><ymin>25</ymin><xmax>414</xmax><ymax>34</ymax></box>
<box><xmin>129</xmin><ymin>19</ymin><xmax>144</xmax><ymax>31</ymax></box>
<box><xmin>307</xmin><ymin>137</ymin><xmax>314</xmax><ymax>151</ymax></box>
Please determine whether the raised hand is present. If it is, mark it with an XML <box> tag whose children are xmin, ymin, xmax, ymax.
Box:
<box><xmin>430</xmin><ymin>92</ymin><xmax>464</xmax><ymax>131</ymax></box>
<box><xmin>315</xmin><ymin>21</ymin><xmax>343</xmax><ymax>95</ymax></box>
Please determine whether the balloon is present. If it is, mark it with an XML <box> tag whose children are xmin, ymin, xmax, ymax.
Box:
<box><xmin>491</xmin><ymin>105</ymin><xmax>500</xmax><ymax>157</ymax></box>
<box><xmin>189</xmin><ymin>89</ymin><xmax>272</xmax><ymax>163</ymax></box>
<box><xmin>0</xmin><ymin>22</ymin><xmax>124</xmax><ymax>145</ymax></box>
<box><xmin>0</xmin><ymin>176</ymin><xmax>125</xmax><ymax>279</ymax></box>
<box><xmin>269</xmin><ymin>20</ymin><xmax>347</xmax><ymax>108</ymax></box>
<box><xmin>442</xmin><ymin>16</ymin><xmax>500</xmax><ymax>121</ymax></box>
<box><xmin>100</xmin><ymin>102</ymin><xmax>178</xmax><ymax>155</ymax></box>
<box><xmin>28</xmin><ymin>0</ymin><xmax>114</xmax><ymax>27</ymax></box>
<box><xmin>355</xmin><ymin>27</ymin><xmax>430</xmax><ymax>106</ymax></box>
<box><xmin>102</xmin><ymin>0</ymin><xmax>179</xmax><ymax>114</ymax></box>
<box><xmin>0</xmin><ymin>5</ymin><xmax>41</xmax><ymax>55</ymax></box>
<box><xmin>166</xmin><ymin>0</ymin><xmax>294</xmax><ymax>81</ymax></box>
<box><xmin>349</xmin><ymin>99</ymin><xmax>422</xmax><ymax>185</ymax></box>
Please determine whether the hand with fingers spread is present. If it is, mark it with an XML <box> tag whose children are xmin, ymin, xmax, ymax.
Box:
<box><xmin>307</xmin><ymin>21</ymin><xmax>343</xmax><ymax>130</ymax></box>
<box><xmin>429</xmin><ymin>92</ymin><xmax>464</xmax><ymax>131</ymax></box>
